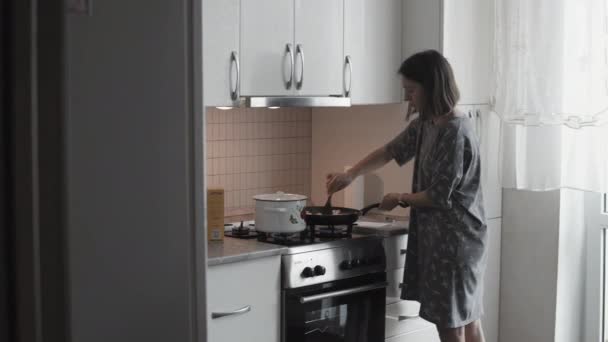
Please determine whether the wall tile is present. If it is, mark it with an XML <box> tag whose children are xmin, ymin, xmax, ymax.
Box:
<box><xmin>206</xmin><ymin>107</ymin><xmax>313</xmax><ymax>212</ymax></box>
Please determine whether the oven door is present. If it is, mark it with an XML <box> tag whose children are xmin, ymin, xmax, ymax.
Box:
<box><xmin>283</xmin><ymin>272</ymin><xmax>387</xmax><ymax>342</ymax></box>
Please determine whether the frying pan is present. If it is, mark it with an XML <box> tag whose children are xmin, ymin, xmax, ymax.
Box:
<box><xmin>302</xmin><ymin>201</ymin><xmax>409</xmax><ymax>226</ymax></box>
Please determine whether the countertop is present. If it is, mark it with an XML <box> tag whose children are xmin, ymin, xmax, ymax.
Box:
<box><xmin>208</xmin><ymin>214</ymin><xmax>409</xmax><ymax>266</ymax></box>
<box><xmin>353</xmin><ymin>215</ymin><xmax>410</xmax><ymax>237</ymax></box>
<box><xmin>207</xmin><ymin>237</ymin><xmax>288</xmax><ymax>266</ymax></box>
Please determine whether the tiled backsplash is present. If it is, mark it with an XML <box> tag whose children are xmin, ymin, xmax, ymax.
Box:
<box><xmin>206</xmin><ymin>107</ymin><xmax>312</xmax><ymax>215</ymax></box>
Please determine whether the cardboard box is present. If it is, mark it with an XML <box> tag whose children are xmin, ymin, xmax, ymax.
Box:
<box><xmin>207</xmin><ymin>187</ymin><xmax>225</xmax><ymax>241</ymax></box>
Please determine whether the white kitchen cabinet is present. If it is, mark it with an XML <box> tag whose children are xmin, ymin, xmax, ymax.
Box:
<box><xmin>383</xmin><ymin>234</ymin><xmax>408</xmax><ymax>270</ymax></box>
<box><xmin>402</xmin><ymin>0</ymin><xmax>443</xmax><ymax>59</ymax></box>
<box><xmin>345</xmin><ymin>0</ymin><xmax>403</xmax><ymax>104</ymax></box>
<box><xmin>479</xmin><ymin>109</ymin><xmax>502</xmax><ymax>219</ymax></box>
<box><xmin>443</xmin><ymin>0</ymin><xmax>493</xmax><ymax>105</ymax></box>
<box><xmin>402</xmin><ymin>0</ymin><xmax>493</xmax><ymax>105</ymax></box>
<box><xmin>240</xmin><ymin>0</ymin><xmax>343</xmax><ymax>97</ymax></box>
<box><xmin>294</xmin><ymin>0</ymin><xmax>343</xmax><ymax>96</ymax></box>
<box><xmin>386</xmin><ymin>267</ymin><xmax>406</xmax><ymax>305</ymax></box>
<box><xmin>459</xmin><ymin>104</ymin><xmax>502</xmax><ymax>219</ymax></box>
<box><xmin>202</xmin><ymin>0</ymin><xmax>240</xmax><ymax>107</ymax></box>
<box><xmin>207</xmin><ymin>256</ymin><xmax>281</xmax><ymax>342</ymax></box>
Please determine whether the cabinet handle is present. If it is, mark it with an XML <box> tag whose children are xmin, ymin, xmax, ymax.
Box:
<box><xmin>296</xmin><ymin>44</ymin><xmax>304</xmax><ymax>90</ymax></box>
<box><xmin>476</xmin><ymin>108</ymin><xmax>482</xmax><ymax>144</ymax></box>
<box><xmin>398</xmin><ymin>314</ymin><xmax>420</xmax><ymax>321</ymax></box>
<box><xmin>211</xmin><ymin>305</ymin><xmax>251</xmax><ymax>319</ymax></box>
<box><xmin>400</xmin><ymin>249</ymin><xmax>407</xmax><ymax>255</ymax></box>
<box><xmin>285</xmin><ymin>44</ymin><xmax>294</xmax><ymax>90</ymax></box>
<box><xmin>344</xmin><ymin>55</ymin><xmax>353</xmax><ymax>97</ymax></box>
<box><xmin>230</xmin><ymin>51</ymin><xmax>240</xmax><ymax>101</ymax></box>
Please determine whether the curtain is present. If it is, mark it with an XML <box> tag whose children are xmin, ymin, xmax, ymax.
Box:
<box><xmin>493</xmin><ymin>0</ymin><xmax>608</xmax><ymax>193</ymax></box>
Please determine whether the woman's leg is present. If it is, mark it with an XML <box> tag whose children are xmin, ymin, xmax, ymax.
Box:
<box><xmin>437</xmin><ymin>326</ymin><xmax>465</xmax><ymax>342</ymax></box>
<box><xmin>464</xmin><ymin>320</ymin><xmax>486</xmax><ymax>342</ymax></box>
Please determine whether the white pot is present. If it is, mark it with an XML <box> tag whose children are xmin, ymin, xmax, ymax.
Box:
<box><xmin>253</xmin><ymin>192</ymin><xmax>307</xmax><ymax>233</ymax></box>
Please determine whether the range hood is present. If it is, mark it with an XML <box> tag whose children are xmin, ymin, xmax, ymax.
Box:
<box><xmin>244</xmin><ymin>96</ymin><xmax>351</xmax><ymax>108</ymax></box>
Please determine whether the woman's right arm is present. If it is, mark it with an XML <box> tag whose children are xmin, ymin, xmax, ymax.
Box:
<box><xmin>326</xmin><ymin>118</ymin><xmax>420</xmax><ymax>194</ymax></box>
<box><xmin>326</xmin><ymin>146</ymin><xmax>392</xmax><ymax>194</ymax></box>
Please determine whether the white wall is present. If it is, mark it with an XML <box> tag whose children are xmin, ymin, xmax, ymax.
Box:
<box><xmin>555</xmin><ymin>189</ymin><xmax>586</xmax><ymax>342</ymax></box>
<box><xmin>500</xmin><ymin>189</ymin><xmax>587</xmax><ymax>342</ymax></box>
<box><xmin>500</xmin><ymin>189</ymin><xmax>560</xmax><ymax>342</ymax></box>
<box><xmin>66</xmin><ymin>1</ymin><xmax>205</xmax><ymax>341</ymax></box>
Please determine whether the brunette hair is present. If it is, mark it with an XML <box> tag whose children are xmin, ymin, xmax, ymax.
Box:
<box><xmin>398</xmin><ymin>50</ymin><xmax>460</xmax><ymax>118</ymax></box>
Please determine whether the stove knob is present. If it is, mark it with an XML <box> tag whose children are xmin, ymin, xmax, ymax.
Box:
<box><xmin>301</xmin><ymin>267</ymin><xmax>314</xmax><ymax>278</ymax></box>
<box><xmin>340</xmin><ymin>260</ymin><xmax>352</xmax><ymax>270</ymax></box>
<box><xmin>314</xmin><ymin>265</ymin><xmax>326</xmax><ymax>276</ymax></box>
<box><xmin>352</xmin><ymin>259</ymin><xmax>362</xmax><ymax>268</ymax></box>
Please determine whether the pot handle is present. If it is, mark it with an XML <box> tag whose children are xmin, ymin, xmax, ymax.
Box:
<box><xmin>361</xmin><ymin>201</ymin><xmax>408</xmax><ymax>216</ymax></box>
<box><xmin>264</xmin><ymin>207</ymin><xmax>288</xmax><ymax>213</ymax></box>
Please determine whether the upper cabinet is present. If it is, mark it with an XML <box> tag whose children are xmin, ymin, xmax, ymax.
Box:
<box><xmin>203</xmin><ymin>0</ymin><xmax>240</xmax><ymax>107</ymax></box>
<box><xmin>345</xmin><ymin>0</ymin><xmax>403</xmax><ymax>105</ymax></box>
<box><xmin>442</xmin><ymin>0</ymin><xmax>493</xmax><ymax>105</ymax></box>
<box><xmin>402</xmin><ymin>0</ymin><xmax>493</xmax><ymax>105</ymax></box>
<box><xmin>402</xmin><ymin>0</ymin><xmax>443</xmax><ymax>59</ymax></box>
<box><xmin>240</xmin><ymin>0</ymin><xmax>344</xmax><ymax>97</ymax></box>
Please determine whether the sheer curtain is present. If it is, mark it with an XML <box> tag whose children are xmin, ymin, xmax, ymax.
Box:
<box><xmin>493</xmin><ymin>0</ymin><xmax>608</xmax><ymax>193</ymax></box>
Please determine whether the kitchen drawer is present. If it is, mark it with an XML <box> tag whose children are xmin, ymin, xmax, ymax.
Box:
<box><xmin>208</xmin><ymin>256</ymin><xmax>281</xmax><ymax>342</ymax></box>
<box><xmin>386</xmin><ymin>300</ymin><xmax>433</xmax><ymax>338</ymax></box>
<box><xmin>385</xmin><ymin>326</ymin><xmax>440</xmax><ymax>342</ymax></box>
<box><xmin>386</xmin><ymin>267</ymin><xmax>405</xmax><ymax>305</ymax></box>
<box><xmin>383</xmin><ymin>234</ymin><xmax>408</xmax><ymax>270</ymax></box>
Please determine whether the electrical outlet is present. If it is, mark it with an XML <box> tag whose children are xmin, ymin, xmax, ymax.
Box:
<box><xmin>67</xmin><ymin>0</ymin><xmax>92</xmax><ymax>16</ymax></box>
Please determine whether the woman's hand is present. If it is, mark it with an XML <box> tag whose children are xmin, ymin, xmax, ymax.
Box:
<box><xmin>379</xmin><ymin>193</ymin><xmax>401</xmax><ymax>211</ymax></box>
<box><xmin>379</xmin><ymin>193</ymin><xmax>410</xmax><ymax>211</ymax></box>
<box><xmin>326</xmin><ymin>172</ymin><xmax>353</xmax><ymax>194</ymax></box>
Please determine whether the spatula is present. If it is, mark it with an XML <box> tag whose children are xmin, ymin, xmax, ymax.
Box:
<box><xmin>322</xmin><ymin>194</ymin><xmax>333</xmax><ymax>215</ymax></box>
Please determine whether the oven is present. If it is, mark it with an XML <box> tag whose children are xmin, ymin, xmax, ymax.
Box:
<box><xmin>280</xmin><ymin>236</ymin><xmax>388</xmax><ymax>342</ymax></box>
<box><xmin>282</xmin><ymin>272</ymin><xmax>387</xmax><ymax>342</ymax></box>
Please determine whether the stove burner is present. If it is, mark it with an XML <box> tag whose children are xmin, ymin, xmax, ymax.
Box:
<box><xmin>310</xmin><ymin>223</ymin><xmax>356</xmax><ymax>238</ymax></box>
<box><xmin>257</xmin><ymin>230</ymin><xmax>310</xmax><ymax>246</ymax></box>
<box><xmin>225</xmin><ymin>222</ymin><xmax>259</xmax><ymax>239</ymax></box>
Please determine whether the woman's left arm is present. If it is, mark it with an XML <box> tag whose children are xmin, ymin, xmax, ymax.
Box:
<box><xmin>400</xmin><ymin>192</ymin><xmax>434</xmax><ymax>208</ymax></box>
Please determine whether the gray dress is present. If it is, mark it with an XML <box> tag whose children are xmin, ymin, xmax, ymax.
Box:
<box><xmin>386</xmin><ymin>116</ymin><xmax>487</xmax><ymax>328</ymax></box>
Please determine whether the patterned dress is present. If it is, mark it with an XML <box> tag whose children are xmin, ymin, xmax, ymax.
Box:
<box><xmin>386</xmin><ymin>116</ymin><xmax>487</xmax><ymax>328</ymax></box>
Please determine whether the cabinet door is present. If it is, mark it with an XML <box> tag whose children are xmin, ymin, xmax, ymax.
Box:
<box><xmin>402</xmin><ymin>0</ymin><xmax>443</xmax><ymax>60</ymax></box>
<box><xmin>203</xmin><ymin>0</ymin><xmax>240</xmax><ymax>107</ymax></box>
<box><xmin>479</xmin><ymin>108</ymin><xmax>502</xmax><ymax>218</ymax></box>
<box><xmin>293</xmin><ymin>0</ymin><xmax>343</xmax><ymax>96</ymax></box>
<box><xmin>240</xmin><ymin>0</ymin><xmax>294</xmax><ymax>96</ymax></box>
<box><xmin>443</xmin><ymin>0</ymin><xmax>493</xmax><ymax>104</ymax></box>
<box><xmin>207</xmin><ymin>256</ymin><xmax>281</xmax><ymax>342</ymax></box>
<box><xmin>345</xmin><ymin>0</ymin><xmax>402</xmax><ymax>104</ymax></box>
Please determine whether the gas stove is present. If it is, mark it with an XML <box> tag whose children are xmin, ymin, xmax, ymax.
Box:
<box><xmin>225</xmin><ymin>220</ymin><xmax>359</xmax><ymax>246</ymax></box>
<box><xmin>224</xmin><ymin>220</ymin><xmax>386</xmax><ymax>282</ymax></box>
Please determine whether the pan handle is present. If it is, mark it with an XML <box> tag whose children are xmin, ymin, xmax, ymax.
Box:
<box><xmin>361</xmin><ymin>201</ymin><xmax>408</xmax><ymax>216</ymax></box>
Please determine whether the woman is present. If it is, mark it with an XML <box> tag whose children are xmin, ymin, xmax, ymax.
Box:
<box><xmin>327</xmin><ymin>50</ymin><xmax>487</xmax><ymax>342</ymax></box>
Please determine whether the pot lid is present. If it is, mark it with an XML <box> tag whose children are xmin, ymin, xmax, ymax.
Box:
<box><xmin>253</xmin><ymin>191</ymin><xmax>308</xmax><ymax>202</ymax></box>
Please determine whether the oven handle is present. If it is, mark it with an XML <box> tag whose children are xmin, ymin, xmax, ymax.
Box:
<box><xmin>299</xmin><ymin>281</ymin><xmax>388</xmax><ymax>304</ymax></box>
